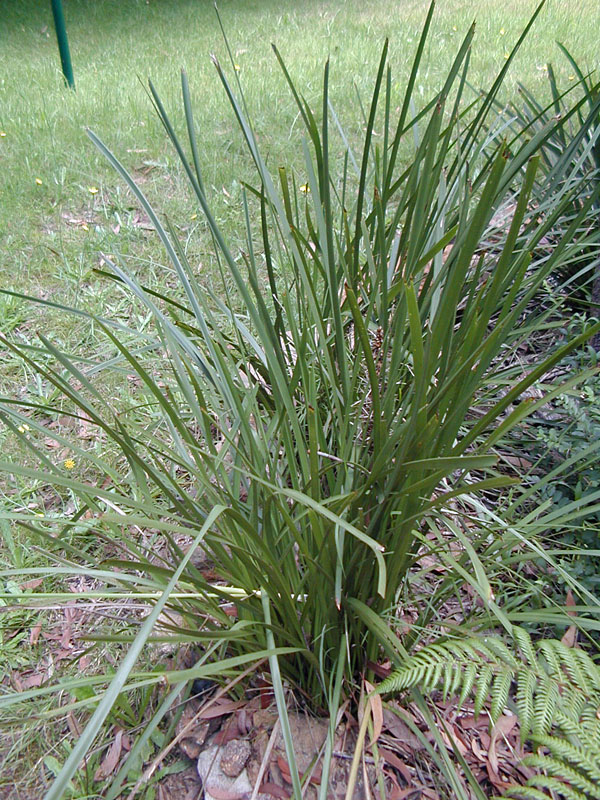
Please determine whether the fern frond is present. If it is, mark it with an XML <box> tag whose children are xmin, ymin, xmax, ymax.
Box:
<box><xmin>536</xmin><ymin>638</ymin><xmax>562</xmax><ymax>677</ymax></box>
<box><xmin>579</xmin><ymin>705</ymin><xmax>600</xmax><ymax>728</ymax></box>
<box><xmin>378</xmin><ymin>628</ymin><xmax>600</xmax><ymax>729</ymax></box>
<box><xmin>532</xmin><ymin>736</ymin><xmax>600</xmax><ymax>784</ymax></box>
<box><xmin>515</xmin><ymin>667</ymin><xmax>536</xmax><ymax>739</ymax></box>
<box><xmin>539</xmin><ymin>641</ymin><xmax>600</xmax><ymax>696</ymax></box>
<box><xmin>483</xmin><ymin>635</ymin><xmax>519</xmax><ymax>668</ymax></box>
<box><xmin>474</xmin><ymin>662</ymin><xmax>495</xmax><ymax>718</ymax></box>
<box><xmin>503</xmin><ymin>786</ymin><xmax>558</xmax><ymax>800</ymax></box>
<box><xmin>532</xmin><ymin>674</ymin><xmax>559</xmax><ymax>738</ymax></box>
<box><xmin>458</xmin><ymin>660</ymin><xmax>478</xmax><ymax>707</ymax></box>
<box><xmin>556</xmin><ymin>708</ymin><xmax>600</xmax><ymax>752</ymax></box>
<box><xmin>559</xmin><ymin>686</ymin><xmax>587</xmax><ymax>722</ymax></box>
<box><xmin>555</xmin><ymin>709</ymin><xmax>585</xmax><ymax>738</ymax></box>
<box><xmin>377</xmin><ymin>627</ymin><xmax>600</xmax><ymax>800</ymax></box>
<box><xmin>513</xmin><ymin>627</ymin><xmax>537</xmax><ymax>668</ymax></box>
<box><xmin>562</xmin><ymin>648</ymin><xmax>595</xmax><ymax>693</ymax></box>
<box><xmin>527</xmin><ymin>774</ymin><xmax>595</xmax><ymax>800</ymax></box>
<box><xmin>441</xmin><ymin>661</ymin><xmax>458</xmax><ymax>700</ymax></box>
<box><xmin>529</xmin><ymin>758</ymin><xmax>600</xmax><ymax>799</ymax></box>
<box><xmin>491</xmin><ymin>668</ymin><xmax>513</xmax><ymax>722</ymax></box>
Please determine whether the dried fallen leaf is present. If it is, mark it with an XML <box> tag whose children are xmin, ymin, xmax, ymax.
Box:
<box><xmin>60</xmin><ymin>627</ymin><xmax>72</xmax><ymax>649</ymax></box>
<box><xmin>379</xmin><ymin>747</ymin><xmax>412</xmax><ymax>783</ymax></box>
<box><xmin>19</xmin><ymin>673</ymin><xmax>44</xmax><ymax>690</ymax></box>
<box><xmin>176</xmin><ymin>699</ymin><xmax>210</xmax><ymax>759</ymax></box>
<box><xmin>471</xmin><ymin>738</ymin><xmax>488</xmax><ymax>762</ymax></box>
<box><xmin>488</xmin><ymin>714</ymin><xmax>518</xmax><ymax>776</ymax></box>
<box><xmin>382</xmin><ymin>708</ymin><xmax>424</xmax><ymax>750</ymax></box>
<box><xmin>94</xmin><ymin>729</ymin><xmax>123</xmax><ymax>781</ymax></box>
<box><xmin>486</xmin><ymin>761</ymin><xmax>512</xmax><ymax>792</ymax></box>
<box><xmin>30</xmin><ymin>622</ymin><xmax>42</xmax><ymax>646</ymax></box>
<box><xmin>366</xmin><ymin>660</ymin><xmax>391</xmax><ymax>679</ymax></box>
<box><xmin>561</xmin><ymin>625</ymin><xmax>577</xmax><ymax>648</ymax></box>
<box><xmin>419</xmin><ymin>787</ymin><xmax>441</xmax><ymax>800</ymax></box>
<box><xmin>388</xmin><ymin>789</ymin><xmax>419</xmax><ymax>800</ymax></box>
<box><xmin>213</xmin><ymin>723</ymin><xmax>242</xmax><ymax>746</ymax></box>
<box><xmin>439</xmin><ymin>723</ymin><xmax>468</xmax><ymax>757</ymax></box>
<box><xmin>23</xmin><ymin>672</ymin><xmax>44</xmax><ymax>689</ymax></box>
<box><xmin>365</xmin><ymin>680</ymin><xmax>383</xmax><ymax>746</ymax></box>
<box><xmin>41</xmin><ymin>631</ymin><xmax>62</xmax><ymax>641</ymax></box>
<box><xmin>198</xmin><ymin>699</ymin><xmax>244</xmax><ymax>720</ymax></box>
<box><xmin>66</xmin><ymin>712</ymin><xmax>82</xmax><ymax>738</ymax></box>
<box><xmin>76</xmin><ymin>411</ymin><xmax>96</xmax><ymax>440</ymax></box>
<box><xmin>502</xmin><ymin>455</ymin><xmax>532</xmax><ymax>470</ymax></box>
<box><xmin>277</xmin><ymin>755</ymin><xmax>292</xmax><ymax>784</ymax></box>
<box><xmin>562</xmin><ymin>591</ymin><xmax>578</xmax><ymax>647</ymax></box>
<box><xmin>458</xmin><ymin>714</ymin><xmax>489</xmax><ymax>731</ymax></box>
<box><xmin>20</xmin><ymin>578</ymin><xmax>44</xmax><ymax>591</ymax></box>
<box><xmin>259</xmin><ymin>783</ymin><xmax>290</xmax><ymax>799</ymax></box>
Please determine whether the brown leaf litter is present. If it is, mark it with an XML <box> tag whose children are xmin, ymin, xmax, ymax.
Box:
<box><xmin>146</xmin><ymin>672</ymin><xmax>544</xmax><ymax>800</ymax></box>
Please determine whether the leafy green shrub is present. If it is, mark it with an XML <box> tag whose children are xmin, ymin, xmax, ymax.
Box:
<box><xmin>2</xmin><ymin>3</ymin><xmax>600</xmax><ymax>797</ymax></box>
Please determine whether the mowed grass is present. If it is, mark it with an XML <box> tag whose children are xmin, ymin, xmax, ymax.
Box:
<box><xmin>0</xmin><ymin>0</ymin><xmax>599</xmax><ymax>796</ymax></box>
<box><xmin>1</xmin><ymin>0</ymin><xmax>598</xmax><ymax>304</ymax></box>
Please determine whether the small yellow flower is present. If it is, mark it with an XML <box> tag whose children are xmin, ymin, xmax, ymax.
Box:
<box><xmin>452</xmin><ymin>25</ymin><xmax>457</xmax><ymax>31</ymax></box>
<box><xmin>499</xmin><ymin>28</ymin><xmax>505</xmax><ymax>35</ymax></box>
<box><xmin>234</xmin><ymin>63</ymin><xmax>241</xmax><ymax>71</ymax></box>
<box><xmin>0</xmin><ymin>131</ymin><xmax>6</xmax><ymax>137</ymax></box>
<box><xmin>35</xmin><ymin>177</ymin><xmax>43</xmax><ymax>185</ymax></box>
<box><xmin>17</xmin><ymin>423</ymin><xmax>30</xmax><ymax>433</ymax></box>
<box><xmin>569</xmin><ymin>74</ymin><xmax>575</xmax><ymax>81</ymax></box>
<box><xmin>64</xmin><ymin>458</ymin><xmax>75</xmax><ymax>470</ymax></box>
<box><xmin>190</xmin><ymin>213</ymin><xmax>198</xmax><ymax>220</ymax></box>
<box><xmin>299</xmin><ymin>183</ymin><xmax>310</xmax><ymax>195</ymax></box>
<box><xmin>81</xmin><ymin>223</ymin><xmax>89</xmax><ymax>231</ymax></box>
<box><xmin>504</xmin><ymin>52</ymin><xmax>510</xmax><ymax>60</ymax></box>
<box><xmin>88</xmin><ymin>186</ymin><xmax>99</xmax><ymax>195</ymax></box>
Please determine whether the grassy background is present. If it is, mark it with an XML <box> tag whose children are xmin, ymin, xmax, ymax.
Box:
<box><xmin>1</xmin><ymin>0</ymin><xmax>598</xmax><ymax>306</ymax></box>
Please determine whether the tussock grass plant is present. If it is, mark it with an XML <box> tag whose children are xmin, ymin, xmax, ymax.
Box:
<box><xmin>2</xmin><ymin>2</ymin><xmax>600</xmax><ymax>797</ymax></box>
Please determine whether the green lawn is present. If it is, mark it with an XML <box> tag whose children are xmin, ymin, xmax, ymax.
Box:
<box><xmin>1</xmin><ymin>0</ymin><xmax>598</xmax><ymax>305</ymax></box>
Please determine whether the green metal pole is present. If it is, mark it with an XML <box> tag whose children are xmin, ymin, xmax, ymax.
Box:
<box><xmin>51</xmin><ymin>0</ymin><xmax>75</xmax><ymax>89</ymax></box>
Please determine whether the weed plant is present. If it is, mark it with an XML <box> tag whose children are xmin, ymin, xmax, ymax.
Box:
<box><xmin>2</xmin><ymin>3</ymin><xmax>600</xmax><ymax>798</ymax></box>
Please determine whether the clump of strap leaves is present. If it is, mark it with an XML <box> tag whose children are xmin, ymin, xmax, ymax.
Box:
<box><xmin>3</xmin><ymin>1</ymin><xmax>600</xmax><ymax>799</ymax></box>
<box><xmin>377</xmin><ymin>627</ymin><xmax>600</xmax><ymax>800</ymax></box>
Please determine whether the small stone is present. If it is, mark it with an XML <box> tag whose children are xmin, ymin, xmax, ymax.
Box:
<box><xmin>198</xmin><ymin>745</ymin><xmax>252</xmax><ymax>800</ymax></box>
<box><xmin>219</xmin><ymin>738</ymin><xmax>251</xmax><ymax>778</ymax></box>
